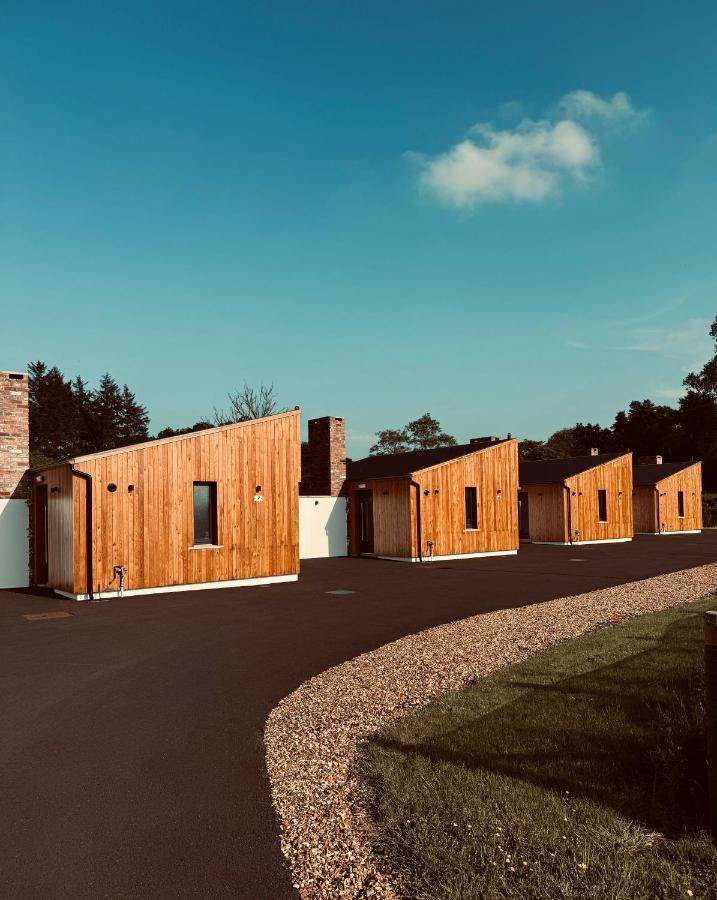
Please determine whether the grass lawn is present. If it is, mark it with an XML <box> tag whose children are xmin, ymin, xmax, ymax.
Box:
<box><xmin>359</xmin><ymin>597</ymin><xmax>716</xmax><ymax>900</ymax></box>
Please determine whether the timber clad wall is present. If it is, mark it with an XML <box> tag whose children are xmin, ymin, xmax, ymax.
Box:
<box><xmin>521</xmin><ymin>484</ymin><xmax>567</xmax><ymax>543</ymax></box>
<box><xmin>521</xmin><ymin>453</ymin><xmax>633</xmax><ymax>543</ymax></box>
<box><xmin>35</xmin><ymin>411</ymin><xmax>301</xmax><ymax>595</ymax></box>
<box><xmin>0</xmin><ymin>371</ymin><xmax>29</xmax><ymax>500</ymax></box>
<box><xmin>346</xmin><ymin>439</ymin><xmax>519</xmax><ymax>559</ymax></box>
<box><xmin>568</xmin><ymin>454</ymin><xmax>633</xmax><ymax>542</ymax></box>
<box><xmin>634</xmin><ymin>463</ymin><xmax>702</xmax><ymax>533</ymax></box>
<box><xmin>411</xmin><ymin>439</ymin><xmax>518</xmax><ymax>558</ymax></box>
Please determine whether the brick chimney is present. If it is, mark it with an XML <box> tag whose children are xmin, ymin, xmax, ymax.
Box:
<box><xmin>300</xmin><ymin>416</ymin><xmax>346</xmax><ymax>496</ymax></box>
<box><xmin>0</xmin><ymin>371</ymin><xmax>29</xmax><ymax>500</ymax></box>
<box><xmin>638</xmin><ymin>454</ymin><xmax>662</xmax><ymax>465</ymax></box>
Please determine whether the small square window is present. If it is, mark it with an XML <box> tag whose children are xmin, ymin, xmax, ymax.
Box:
<box><xmin>193</xmin><ymin>482</ymin><xmax>218</xmax><ymax>545</ymax></box>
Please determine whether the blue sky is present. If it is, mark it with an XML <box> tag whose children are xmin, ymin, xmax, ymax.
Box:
<box><xmin>1</xmin><ymin>2</ymin><xmax>716</xmax><ymax>456</ymax></box>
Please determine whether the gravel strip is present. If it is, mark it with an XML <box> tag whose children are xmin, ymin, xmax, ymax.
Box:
<box><xmin>265</xmin><ymin>564</ymin><xmax>717</xmax><ymax>899</ymax></box>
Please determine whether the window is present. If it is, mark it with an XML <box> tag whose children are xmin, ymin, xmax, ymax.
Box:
<box><xmin>677</xmin><ymin>490</ymin><xmax>685</xmax><ymax>518</ymax></box>
<box><xmin>464</xmin><ymin>487</ymin><xmax>478</xmax><ymax>530</ymax></box>
<box><xmin>597</xmin><ymin>489</ymin><xmax>608</xmax><ymax>523</ymax></box>
<box><xmin>193</xmin><ymin>482</ymin><xmax>217</xmax><ymax>545</ymax></box>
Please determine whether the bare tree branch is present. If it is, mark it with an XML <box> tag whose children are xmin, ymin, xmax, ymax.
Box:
<box><xmin>213</xmin><ymin>383</ymin><xmax>287</xmax><ymax>425</ymax></box>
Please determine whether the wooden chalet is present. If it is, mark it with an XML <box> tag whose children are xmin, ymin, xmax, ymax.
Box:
<box><xmin>31</xmin><ymin>411</ymin><xmax>301</xmax><ymax>599</ymax></box>
<box><xmin>633</xmin><ymin>456</ymin><xmax>702</xmax><ymax>534</ymax></box>
<box><xmin>345</xmin><ymin>438</ymin><xmax>519</xmax><ymax>562</ymax></box>
<box><xmin>518</xmin><ymin>451</ymin><xmax>633</xmax><ymax>544</ymax></box>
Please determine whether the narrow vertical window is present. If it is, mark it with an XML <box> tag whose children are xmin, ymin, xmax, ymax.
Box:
<box><xmin>597</xmin><ymin>489</ymin><xmax>608</xmax><ymax>523</ymax></box>
<box><xmin>464</xmin><ymin>487</ymin><xmax>478</xmax><ymax>529</ymax></box>
<box><xmin>677</xmin><ymin>490</ymin><xmax>685</xmax><ymax>518</ymax></box>
<box><xmin>193</xmin><ymin>482</ymin><xmax>217</xmax><ymax>545</ymax></box>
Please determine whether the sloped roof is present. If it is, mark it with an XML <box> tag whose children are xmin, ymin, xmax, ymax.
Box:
<box><xmin>519</xmin><ymin>452</ymin><xmax>628</xmax><ymax>485</ymax></box>
<box><xmin>633</xmin><ymin>461</ymin><xmax>698</xmax><ymax>486</ymax></box>
<box><xmin>347</xmin><ymin>440</ymin><xmax>509</xmax><ymax>481</ymax></box>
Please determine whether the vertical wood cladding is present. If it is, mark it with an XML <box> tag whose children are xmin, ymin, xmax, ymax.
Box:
<box><xmin>410</xmin><ymin>439</ymin><xmax>519</xmax><ymax>558</ymax></box>
<box><xmin>633</xmin><ymin>486</ymin><xmax>658</xmax><ymax>533</ymax></box>
<box><xmin>522</xmin><ymin>453</ymin><xmax>633</xmax><ymax>543</ymax></box>
<box><xmin>346</xmin><ymin>439</ymin><xmax>519</xmax><ymax>559</ymax></box>
<box><xmin>32</xmin><ymin>465</ymin><xmax>74</xmax><ymax>592</ymax></box>
<box><xmin>523</xmin><ymin>484</ymin><xmax>569</xmax><ymax>543</ymax></box>
<box><xmin>35</xmin><ymin>412</ymin><xmax>300</xmax><ymax>595</ymax></box>
<box><xmin>634</xmin><ymin>463</ymin><xmax>702</xmax><ymax>533</ymax></box>
<box><xmin>567</xmin><ymin>454</ymin><xmax>633</xmax><ymax>542</ymax></box>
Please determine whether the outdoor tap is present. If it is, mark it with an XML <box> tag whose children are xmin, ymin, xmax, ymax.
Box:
<box><xmin>113</xmin><ymin>565</ymin><xmax>128</xmax><ymax>597</ymax></box>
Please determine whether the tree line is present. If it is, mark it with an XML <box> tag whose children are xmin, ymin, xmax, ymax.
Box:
<box><xmin>370</xmin><ymin>316</ymin><xmax>717</xmax><ymax>485</ymax></box>
<box><xmin>28</xmin><ymin>363</ymin><xmax>286</xmax><ymax>467</ymax></box>
<box><xmin>27</xmin><ymin>315</ymin><xmax>717</xmax><ymax>483</ymax></box>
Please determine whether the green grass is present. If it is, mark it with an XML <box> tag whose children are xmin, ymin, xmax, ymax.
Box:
<box><xmin>359</xmin><ymin>598</ymin><xmax>716</xmax><ymax>900</ymax></box>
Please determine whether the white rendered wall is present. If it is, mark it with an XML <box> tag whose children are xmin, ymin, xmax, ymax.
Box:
<box><xmin>0</xmin><ymin>499</ymin><xmax>29</xmax><ymax>588</ymax></box>
<box><xmin>299</xmin><ymin>496</ymin><xmax>347</xmax><ymax>558</ymax></box>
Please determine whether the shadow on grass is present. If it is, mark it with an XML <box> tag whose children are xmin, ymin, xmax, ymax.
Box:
<box><xmin>372</xmin><ymin>613</ymin><xmax>708</xmax><ymax>839</ymax></box>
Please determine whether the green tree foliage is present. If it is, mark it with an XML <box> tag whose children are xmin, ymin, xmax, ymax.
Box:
<box><xmin>155</xmin><ymin>422</ymin><xmax>213</xmax><ymax>439</ymax></box>
<box><xmin>406</xmin><ymin>413</ymin><xmax>458</xmax><ymax>450</ymax></box>
<box><xmin>370</xmin><ymin>428</ymin><xmax>412</xmax><ymax>455</ymax></box>
<box><xmin>370</xmin><ymin>414</ymin><xmax>456</xmax><ymax>455</ymax></box>
<box><xmin>28</xmin><ymin>363</ymin><xmax>150</xmax><ymax>462</ymax></box>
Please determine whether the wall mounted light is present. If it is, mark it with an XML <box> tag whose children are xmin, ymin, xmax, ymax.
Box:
<box><xmin>256</xmin><ymin>485</ymin><xmax>262</xmax><ymax>493</ymax></box>
<box><xmin>128</xmin><ymin>484</ymin><xmax>134</xmax><ymax>493</ymax></box>
<box><xmin>107</xmin><ymin>483</ymin><xmax>117</xmax><ymax>493</ymax></box>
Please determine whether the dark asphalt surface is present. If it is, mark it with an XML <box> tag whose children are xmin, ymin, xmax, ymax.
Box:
<box><xmin>2</xmin><ymin>532</ymin><xmax>717</xmax><ymax>900</ymax></box>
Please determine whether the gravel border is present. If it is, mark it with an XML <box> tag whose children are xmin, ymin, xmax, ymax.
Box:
<box><xmin>264</xmin><ymin>563</ymin><xmax>717</xmax><ymax>899</ymax></box>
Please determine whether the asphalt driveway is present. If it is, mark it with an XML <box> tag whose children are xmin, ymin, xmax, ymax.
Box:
<box><xmin>2</xmin><ymin>532</ymin><xmax>717</xmax><ymax>900</ymax></box>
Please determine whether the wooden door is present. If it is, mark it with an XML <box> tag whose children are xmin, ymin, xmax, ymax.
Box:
<box><xmin>518</xmin><ymin>491</ymin><xmax>530</xmax><ymax>539</ymax></box>
<box><xmin>34</xmin><ymin>483</ymin><xmax>49</xmax><ymax>585</ymax></box>
<box><xmin>357</xmin><ymin>490</ymin><xmax>374</xmax><ymax>554</ymax></box>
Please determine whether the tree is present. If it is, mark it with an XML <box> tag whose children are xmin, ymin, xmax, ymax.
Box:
<box><xmin>28</xmin><ymin>361</ymin><xmax>79</xmax><ymax>462</ymax></box>
<box><xmin>155</xmin><ymin>421</ymin><xmax>213</xmax><ymax>439</ymax></box>
<box><xmin>611</xmin><ymin>400</ymin><xmax>681</xmax><ymax>458</ymax></box>
<box><xmin>518</xmin><ymin>439</ymin><xmax>552</xmax><ymax>460</ymax></box>
<box><xmin>369</xmin><ymin>413</ymin><xmax>456</xmax><ymax>455</ymax></box>
<box><xmin>406</xmin><ymin>413</ymin><xmax>457</xmax><ymax>450</ymax></box>
<box><xmin>214</xmin><ymin>383</ymin><xmax>287</xmax><ymax>425</ymax></box>
<box><xmin>118</xmin><ymin>384</ymin><xmax>150</xmax><ymax>446</ymax></box>
<box><xmin>683</xmin><ymin>315</ymin><xmax>717</xmax><ymax>397</ymax></box>
<box><xmin>370</xmin><ymin>428</ymin><xmax>411</xmax><ymax>455</ymax></box>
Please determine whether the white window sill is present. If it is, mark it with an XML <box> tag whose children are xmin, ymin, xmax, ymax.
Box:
<box><xmin>189</xmin><ymin>544</ymin><xmax>224</xmax><ymax>550</ymax></box>
<box><xmin>464</xmin><ymin>528</ymin><xmax>481</xmax><ymax>532</ymax></box>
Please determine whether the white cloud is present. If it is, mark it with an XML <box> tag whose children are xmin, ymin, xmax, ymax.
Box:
<box><xmin>417</xmin><ymin>118</ymin><xmax>599</xmax><ymax>208</ymax></box>
<box><xmin>560</xmin><ymin>90</ymin><xmax>649</xmax><ymax>126</ymax></box>
<box><xmin>565</xmin><ymin>340</ymin><xmax>592</xmax><ymax>349</ymax></box>
<box><xmin>654</xmin><ymin>387</ymin><xmax>684</xmax><ymax>400</ymax></box>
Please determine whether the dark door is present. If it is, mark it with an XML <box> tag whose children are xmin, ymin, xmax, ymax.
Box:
<box><xmin>34</xmin><ymin>483</ymin><xmax>49</xmax><ymax>584</ymax></box>
<box><xmin>518</xmin><ymin>490</ymin><xmax>530</xmax><ymax>539</ymax></box>
<box><xmin>357</xmin><ymin>490</ymin><xmax>374</xmax><ymax>554</ymax></box>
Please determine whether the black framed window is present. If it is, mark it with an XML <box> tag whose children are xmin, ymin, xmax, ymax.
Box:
<box><xmin>193</xmin><ymin>482</ymin><xmax>218</xmax><ymax>545</ymax></box>
<box><xmin>677</xmin><ymin>490</ymin><xmax>685</xmax><ymax>518</ymax></box>
<box><xmin>464</xmin><ymin>487</ymin><xmax>478</xmax><ymax>529</ymax></box>
<box><xmin>597</xmin><ymin>489</ymin><xmax>608</xmax><ymax>523</ymax></box>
